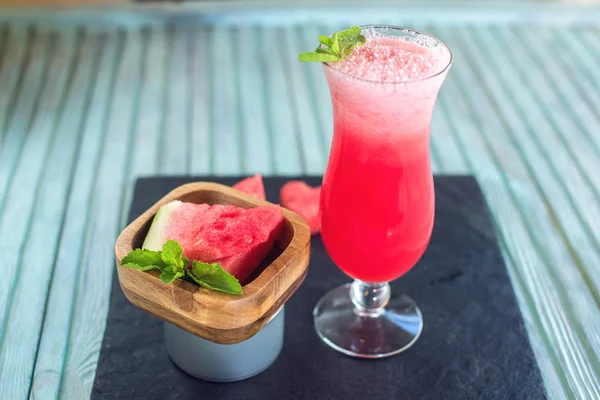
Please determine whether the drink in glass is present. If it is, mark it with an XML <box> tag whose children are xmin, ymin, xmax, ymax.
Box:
<box><xmin>314</xmin><ymin>26</ymin><xmax>452</xmax><ymax>358</ymax></box>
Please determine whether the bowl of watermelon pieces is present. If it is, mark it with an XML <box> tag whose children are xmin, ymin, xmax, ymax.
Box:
<box><xmin>114</xmin><ymin>178</ymin><xmax>311</xmax><ymax>382</ymax></box>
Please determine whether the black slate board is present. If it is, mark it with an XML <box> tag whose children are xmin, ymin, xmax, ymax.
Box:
<box><xmin>92</xmin><ymin>176</ymin><xmax>546</xmax><ymax>400</ymax></box>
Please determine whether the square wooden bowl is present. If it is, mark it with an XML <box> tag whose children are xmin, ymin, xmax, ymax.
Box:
<box><xmin>115</xmin><ymin>182</ymin><xmax>311</xmax><ymax>344</ymax></box>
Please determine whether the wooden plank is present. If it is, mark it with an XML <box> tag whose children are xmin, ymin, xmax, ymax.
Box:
<box><xmin>258</xmin><ymin>26</ymin><xmax>302</xmax><ymax>175</ymax></box>
<box><xmin>551</xmin><ymin>29</ymin><xmax>600</xmax><ymax>126</ymax></box>
<box><xmin>159</xmin><ymin>26</ymin><xmax>191</xmax><ymax>175</ymax></box>
<box><xmin>0</xmin><ymin>29</ymin><xmax>78</xmax><ymax>399</ymax></box>
<box><xmin>430</xmin><ymin>106</ymin><xmax>470</xmax><ymax>174</ymax></box>
<box><xmin>116</xmin><ymin>27</ymin><xmax>146</xmax><ymax>226</ymax></box>
<box><xmin>0</xmin><ymin>28</ymin><xmax>47</xmax><ymax>216</ymax></box>
<box><xmin>210</xmin><ymin>26</ymin><xmax>242</xmax><ymax>175</ymax></box>
<box><xmin>120</xmin><ymin>26</ymin><xmax>165</xmax><ymax>225</ymax></box>
<box><xmin>577</xmin><ymin>29</ymin><xmax>600</xmax><ymax>68</ymax></box>
<box><xmin>234</xmin><ymin>25</ymin><xmax>273</xmax><ymax>174</ymax></box>
<box><xmin>298</xmin><ymin>25</ymin><xmax>333</xmax><ymax>158</ymax></box>
<box><xmin>129</xmin><ymin>26</ymin><xmax>163</xmax><ymax>178</ymax></box>
<box><xmin>58</xmin><ymin>29</ymin><xmax>143</xmax><ymax>400</ymax></box>
<box><xmin>0</xmin><ymin>2</ymin><xmax>598</xmax><ymax>31</ymax></box>
<box><xmin>429</xmin><ymin>102</ymin><xmax>444</xmax><ymax>173</ymax></box>
<box><xmin>0</xmin><ymin>0</ymin><xmax>125</xmax><ymax>4</ymax></box>
<box><xmin>473</xmin><ymin>27</ymin><xmax>600</xmax><ymax>300</ymax></box>
<box><xmin>280</xmin><ymin>27</ymin><xmax>326</xmax><ymax>174</ymax></box>
<box><xmin>515</xmin><ymin>27</ymin><xmax>600</xmax><ymax>159</ymax></box>
<box><xmin>0</xmin><ymin>26</ymin><xmax>26</xmax><ymax>147</ymax></box>
<box><xmin>189</xmin><ymin>25</ymin><xmax>211</xmax><ymax>175</ymax></box>
<box><xmin>29</xmin><ymin>29</ymin><xmax>120</xmax><ymax>400</ymax></box>
<box><xmin>0</xmin><ymin>27</ymin><xmax>52</xmax><ymax>332</ymax></box>
<box><xmin>5</xmin><ymin>30</ymin><xmax>99</xmax><ymax>400</ymax></box>
<box><xmin>430</xmin><ymin>83</ymin><xmax>470</xmax><ymax>174</ymax></box>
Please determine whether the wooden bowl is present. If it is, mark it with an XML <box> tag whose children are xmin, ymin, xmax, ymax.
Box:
<box><xmin>115</xmin><ymin>182</ymin><xmax>311</xmax><ymax>344</ymax></box>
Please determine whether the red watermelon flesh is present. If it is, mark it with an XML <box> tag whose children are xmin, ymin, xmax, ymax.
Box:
<box><xmin>233</xmin><ymin>174</ymin><xmax>266</xmax><ymax>201</ymax></box>
<box><xmin>280</xmin><ymin>181</ymin><xmax>321</xmax><ymax>235</ymax></box>
<box><xmin>143</xmin><ymin>201</ymin><xmax>284</xmax><ymax>282</ymax></box>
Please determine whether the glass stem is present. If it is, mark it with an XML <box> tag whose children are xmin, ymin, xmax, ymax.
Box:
<box><xmin>350</xmin><ymin>280</ymin><xmax>390</xmax><ymax>317</ymax></box>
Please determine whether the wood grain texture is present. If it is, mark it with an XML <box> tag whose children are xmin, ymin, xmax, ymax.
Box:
<box><xmin>211</xmin><ymin>26</ymin><xmax>242</xmax><ymax>176</ymax></box>
<box><xmin>115</xmin><ymin>182</ymin><xmax>311</xmax><ymax>344</ymax></box>
<box><xmin>160</xmin><ymin>26</ymin><xmax>191</xmax><ymax>175</ymax></box>
<box><xmin>30</xmin><ymin>30</ymin><xmax>115</xmax><ymax>400</ymax></box>
<box><xmin>0</xmin><ymin>27</ymin><xmax>74</xmax><ymax>398</ymax></box>
<box><xmin>0</xmin><ymin>5</ymin><xmax>595</xmax><ymax>399</ymax></box>
<box><xmin>189</xmin><ymin>25</ymin><xmax>210</xmax><ymax>176</ymax></box>
<box><xmin>236</xmin><ymin>26</ymin><xmax>273</xmax><ymax>174</ymax></box>
<box><xmin>259</xmin><ymin>26</ymin><xmax>303</xmax><ymax>175</ymax></box>
<box><xmin>0</xmin><ymin>0</ymin><xmax>125</xmax><ymax>4</ymax></box>
<box><xmin>58</xmin><ymin>28</ymin><xmax>142</xmax><ymax>400</ymax></box>
<box><xmin>0</xmin><ymin>29</ymin><xmax>94</xmax><ymax>400</ymax></box>
<box><xmin>0</xmin><ymin>26</ymin><xmax>25</xmax><ymax>148</ymax></box>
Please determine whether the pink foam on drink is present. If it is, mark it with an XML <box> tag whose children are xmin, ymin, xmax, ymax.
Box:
<box><xmin>330</xmin><ymin>36</ymin><xmax>449</xmax><ymax>83</ymax></box>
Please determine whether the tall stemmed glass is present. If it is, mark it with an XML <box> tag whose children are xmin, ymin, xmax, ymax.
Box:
<box><xmin>314</xmin><ymin>26</ymin><xmax>452</xmax><ymax>358</ymax></box>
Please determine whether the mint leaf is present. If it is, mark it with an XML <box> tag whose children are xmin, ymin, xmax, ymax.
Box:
<box><xmin>159</xmin><ymin>240</ymin><xmax>187</xmax><ymax>283</ymax></box>
<box><xmin>337</xmin><ymin>27</ymin><xmax>366</xmax><ymax>58</ymax></box>
<box><xmin>159</xmin><ymin>270</ymin><xmax>175</xmax><ymax>283</ymax></box>
<box><xmin>121</xmin><ymin>249</ymin><xmax>165</xmax><ymax>271</ymax></box>
<box><xmin>161</xmin><ymin>240</ymin><xmax>184</xmax><ymax>270</ymax></box>
<box><xmin>162</xmin><ymin>239</ymin><xmax>183</xmax><ymax>261</ymax></box>
<box><xmin>316</xmin><ymin>47</ymin><xmax>335</xmax><ymax>55</ymax></box>
<box><xmin>159</xmin><ymin>265</ymin><xmax>185</xmax><ymax>284</ymax></box>
<box><xmin>298</xmin><ymin>51</ymin><xmax>340</xmax><ymax>63</ymax></box>
<box><xmin>188</xmin><ymin>261</ymin><xmax>243</xmax><ymax>295</ymax></box>
<box><xmin>318</xmin><ymin>35</ymin><xmax>333</xmax><ymax>47</ymax></box>
<box><xmin>340</xmin><ymin>35</ymin><xmax>366</xmax><ymax>58</ymax></box>
<box><xmin>299</xmin><ymin>26</ymin><xmax>366</xmax><ymax>63</ymax></box>
<box><xmin>336</xmin><ymin>26</ymin><xmax>363</xmax><ymax>45</ymax></box>
<box><xmin>340</xmin><ymin>42</ymin><xmax>360</xmax><ymax>59</ymax></box>
<box><xmin>329</xmin><ymin>34</ymin><xmax>340</xmax><ymax>55</ymax></box>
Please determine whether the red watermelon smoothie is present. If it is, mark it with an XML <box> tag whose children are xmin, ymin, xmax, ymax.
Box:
<box><xmin>314</xmin><ymin>26</ymin><xmax>451</xmax><ymax>358</ymax></box>
<box><xmin>321</xmin><ymin>32</ymin><xmax>450</xmax><ymax>283</ymax></box>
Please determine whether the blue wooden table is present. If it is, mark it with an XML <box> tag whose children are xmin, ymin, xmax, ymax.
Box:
<box><xmin>0</xmin><ymin>2</ymin><xmax>599</xmax><ymax>399</ymax></box>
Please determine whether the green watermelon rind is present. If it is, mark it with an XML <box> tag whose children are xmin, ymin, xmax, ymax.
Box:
<box><xmin>142</xmin><ymin>200</ymin><xmax>182</xmax><ymax>251</ymax></box>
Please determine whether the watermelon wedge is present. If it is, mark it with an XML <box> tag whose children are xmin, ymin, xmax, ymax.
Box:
<box><xmin>143</xmin><ymin>201</ymin><xmax>284</xmax><ymax>282</ymax></box>
<box><xmin>280</xmin><ymin>181</ymin><xmax>321</xmax><ymax>235</ymax></box>
<box><xmin>233</xmin><ymin>174</ymin><xmax>266</xmax><ymax>201</ymax></box>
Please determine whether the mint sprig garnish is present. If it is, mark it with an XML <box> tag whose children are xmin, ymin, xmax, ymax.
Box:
<box><xmin>121</xmin><ymin>239</ymin><xmax>243</xmax><ymax>295</ymax></box>
<box><xmin>298</xmin><ymin>26</ymin><xmax>366</xmax><ymax>63</ymax></box>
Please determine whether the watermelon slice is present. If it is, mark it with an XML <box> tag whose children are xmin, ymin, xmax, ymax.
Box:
<box><xmin>280</xmin><ymin>181</ymin><xmax>321</xmax><ymax>235</ymax></box>
<box><xmin>143</xmin><ymin>201</ymin><xmax>284</xmax><ymax>282</ymax></box>
<box><xmin>233</xmin><ymin>174</ymin><xmax>266</xmax><ymax>201</ymax></box>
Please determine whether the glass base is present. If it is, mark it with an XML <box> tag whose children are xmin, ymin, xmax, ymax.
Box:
<box><xmin>313</xmin><ymin>283</ymin><xmax>423</xmax><ymax>358</ymax></box>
